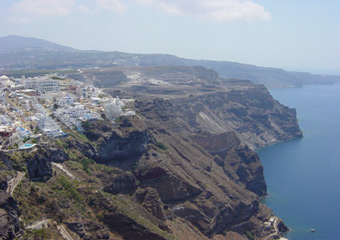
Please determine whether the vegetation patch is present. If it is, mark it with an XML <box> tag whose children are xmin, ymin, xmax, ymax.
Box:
<box><xmin>80</xmin><ymin>157</ymin><xmax>95</xmax><ymax>175</ymax></box>
<box><xmin>25</xmin><ymin>228</ymin><xmax>51</xmax><ymax>240</ymax></box>
<box><xmin>55</xmin><ymin>176</ymin><xmax>83</xmax><ymax>202</ymax></box>
<box><xmin>155</xmin><ymin>141</ymin><xmax>167</xmax><ymax>150</ymax></box>
<box><xmin>245</xmin><ymin>230</ymin><xmax>255</xmax><ymax>240</ymax></box>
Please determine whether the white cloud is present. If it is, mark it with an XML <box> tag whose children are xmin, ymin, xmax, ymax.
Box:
<box><xmin>159</xmin><ymin>2</ymin><xmax>184</xmax><ymax>15</ymax></box>
<box><xmin>78</xmin><ymin>4</ymin><xmax>91</xmax><ymax>14</ymax></box>
<box><xmin>95</xmin><ymin>0</ymin><xmax>127</xmax><ymax>12</ymax></box>
<box><xmin>9</xmin><ymin>0</ymin><xmax>270</xmax><ymax>23</ymax></box>
<box><xmin>11</xmin><ymin>0</ymin><xmax>75</xmax><ymax>17</ymax></box>
<box><xmin>9</xmin><ymin>0</ymin><xmax>126</xmax><ymax>22</ymax></box>
<box><xmin>136</xmin><ymin>0</ymin><xmax>271</xmax><ymax>22</ymax></box>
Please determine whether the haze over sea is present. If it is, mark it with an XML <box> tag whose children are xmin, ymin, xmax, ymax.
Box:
<box><xmin>258</xmin><ymin>83</ymin><xmax>340</xmax><ymax>240</ymax></box>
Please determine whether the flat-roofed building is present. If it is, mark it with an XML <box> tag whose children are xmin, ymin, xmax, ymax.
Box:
<box><xmin>25</xmin><ymin>76</ymin><xmax>60</xmax><ymax>93</ymax></box>
<box><xmin>0</xmin><ymin>125</ymin><xmax>15</xmax><ymax>137</ymax></box>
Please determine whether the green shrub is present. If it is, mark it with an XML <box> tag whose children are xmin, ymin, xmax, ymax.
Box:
<box><xmin>80</xmin><ymin>158</ymin><xmax>94</xmax><ymax>175</ymax></box>
<box><xmin>33</xmin><ymin>127</ymin><xmax>40</xmax><ymax>134</ymax></box>
<box><xmin>245</xmin><ymin>230</ymin><xmax>255</xmax><ymax>240</ymax></box>
<box><xmin>30</xmin><ymin>228</ymin><xmax>50</xmax><ymax>239</ymax></box>
<box><xmin>56</xmin><ymin>176</ymin><xmax>83</xmax><ymax>202</ymax></box>
<box><xmin>155</xmin><ymin>141</ymin><xmax>167</xmax><ymax>150</ymax></box>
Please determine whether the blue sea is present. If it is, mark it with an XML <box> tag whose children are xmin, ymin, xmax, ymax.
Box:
<box><xmin>258</xmin><ymin>84</ymin><xmax>340</xmax><ymax>240</ymax></box>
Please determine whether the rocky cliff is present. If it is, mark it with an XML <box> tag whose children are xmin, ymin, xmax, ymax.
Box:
<box><xmin>83</xmin><ymin>118</ymin><xmax>149</xmax><ymax>166</ymax></box>
<box><xmin>0</xmin><ymin>67</ymin><xmax>301</xmax><ymax>240</ymax></box>
<box><xmin>135</xmin><ymin>84</ymin><xmax>302</xmax><ymax>150</ymax></box>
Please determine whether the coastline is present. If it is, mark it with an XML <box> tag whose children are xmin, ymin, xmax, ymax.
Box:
<box><xmin>259</xmin><ymin>84</ymin><xmax>340</xmax><ymax>240</ymax></box>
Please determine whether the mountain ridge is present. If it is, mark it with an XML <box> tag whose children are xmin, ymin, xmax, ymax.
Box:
<box><xmin>0</xmin><ymin>35</ymin><xmax>78</xmax><ymax>53</ymax></box>
<box><xmin>1</xmin><ymin>35</ymin><xmax>339</xmax><ymax>88</ymax></box>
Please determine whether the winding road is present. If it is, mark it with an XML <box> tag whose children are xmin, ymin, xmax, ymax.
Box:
<box><xmin>264</xmin><ymin>217</ymin><xmax>279</xmax><ymax>240</ymax></box>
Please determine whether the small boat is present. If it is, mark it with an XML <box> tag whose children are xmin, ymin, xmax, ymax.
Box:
<box><xmin>311</xmin><ymin>228</ymin><xmax>316</xmax><ymax>232</ymax></box>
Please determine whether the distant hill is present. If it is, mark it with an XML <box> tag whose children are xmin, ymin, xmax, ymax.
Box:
<box><xmin>0</xmin><ymin>35</ymin><xmax>78</xmax><ymax>53</ymax></box>
<box><xmin>0</xmin><ymin>35</ymin><xmax>339</xmax><ymax>88</ymax></box>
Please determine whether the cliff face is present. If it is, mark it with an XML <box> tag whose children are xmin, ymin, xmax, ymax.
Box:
<box><xmin>125</xmin><ymin>79</ymin><xmax>301</xmax><ymax>237</ymax></box>
<box><xmin>83</xmin><ymin>118</ymin><xmax>149</xmax><ymax>167</ymax></box>
<box><xmin>136</xmin><ymin>85</ymin><xmax>302</xmax><ymax>150</ymax></box>
<box><xmin>76</xmin><ymin>83</ymin><xmax>299</xmax><ymax>238</ymax></box>
<box><xmin>0</xmin><ymin>66</ymin><xmax>301</xmax><ymax>240</ymax></box>
<box><xmin>130</xmin><ymin>120</ymin><xmax>265</xmax><ymax>237</ymax></box>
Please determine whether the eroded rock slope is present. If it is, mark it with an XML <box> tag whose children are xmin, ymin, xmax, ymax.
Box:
<box><xmin>0</xmin><ymin>66</ymin><xmax>302</xmax><ymax>240</ymax></box>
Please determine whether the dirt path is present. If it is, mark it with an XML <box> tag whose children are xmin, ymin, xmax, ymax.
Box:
<box><xmin>52</xmin><ymin>162</ymin><xmax>76</xmax><ymax>180</ymax></box>
<box><xmin>26</xmin><ymin>219</ymin><xmax>74</xmax><ymax>240</ymax></box>
<box><xmin>58</xmin><ymin>224</ymin><xmax>74</xmax><ymax>240</ymax></box>
<box><xmin>6</xmin><ymin>171</ymin><xmax>25</xmax><ymax>195</ymax></box>
<box><xmin>26</xmin><ymin>219</ymin><xmax>50</xmax><ymax>230</ymax></box>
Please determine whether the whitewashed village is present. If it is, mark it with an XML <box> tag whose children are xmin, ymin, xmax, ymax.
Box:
<box><xmin>0</xmin><ymin>74</ymin><xmax>135</xmax><ymax>151</ymax></box>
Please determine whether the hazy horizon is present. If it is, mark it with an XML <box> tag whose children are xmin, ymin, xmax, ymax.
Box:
<box><xmin>0</xmin><ymin>0</ymin><xmax>339</xmax><ymax>75</ymax></box>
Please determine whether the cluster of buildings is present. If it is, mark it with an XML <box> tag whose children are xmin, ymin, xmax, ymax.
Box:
<box><xmin>0</xmin><ymin>74</ymin><xmax>135</xmax><ymax>151</ymax></box>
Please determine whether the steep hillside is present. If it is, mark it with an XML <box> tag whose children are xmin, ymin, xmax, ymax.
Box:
<box><xmin>1</xmin><ymin>112</ymin><xmax>289</xmax><ymax>240</ymax></box>
<box><xmin>0</xmin><ymin>68</ymin><xmax>302</xmax><ymax>240</ymax></box>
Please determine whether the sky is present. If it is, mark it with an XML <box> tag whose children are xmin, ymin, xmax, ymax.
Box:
<box><xmin>0</xmin><ymin>0</ymin><xmax>339</xmax><ymax>74</ymax></box>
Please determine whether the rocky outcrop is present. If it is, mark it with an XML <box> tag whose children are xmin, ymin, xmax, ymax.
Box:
<box><xmin>191</xmin><ymin>131</ymin><xmax>241</xmax><ymax>158</ymax></box>
<box><xmin>101</xmin><ymin>171</ymin><xmax>138</xmax><ymax>195</ymax></box>
<box><xmin>46</xmin><ymin>147</ymin><xmax>68</xmax><ymax>163</ymax></box>
<box><xmin>0</xmin><ymin>191</ymin><xmax>21</xmax><ymax>240</ymax></box>
<box><xmin>135</xmin><ymin>166</ymin><xmax>202</xmax><ymax>203</ymax></box>
<box><xmin>26</xmin><ymin>148</ymin><xmax>52</xmax><ymax>182</ymax></box>
<box><xmin>83</xmin><ymin>118</ymin><xmax>149</xmax><ymax>164</ymax></box>
<box><xmin>224</xmin><ymin>146</ymin><xmax>266</xmax><ymax>196</ymax></box>
<box><xmin>87</xmin><ymin>191</ymin><xmax>171</xmax><ymax>240</ymax></box>
<box><xmin>133</xmin><ymin>187</ymin><xmax>166</xmax><ymax>222</ymax></box>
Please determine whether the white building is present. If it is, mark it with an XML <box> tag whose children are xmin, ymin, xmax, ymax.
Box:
<box><xmin>0</xmin><ymin>89</ymin><xmax>6</xmax><ymax>105</ymax></box>
<box><xmin>25</xmin><ymin>76</ymin><xmax>60</xmax><ymax>93</ymax></box>
<box><xmin>0</xmin><ymin>75</ymin><xmax>11</xmax><ymax>88</ymax></box>
<box><xmin>56</xmin><ymin>95</ymin><xmax>74</xmax><ymax>107</ymax></box>
<box><xmin>54</xmin><ymin>103</ymin><xmax>101</xmax><ymax>132</ymax></box>
<box><xmin>103</xmin><ymin>97</ymin><xmax>124</xmax><ymax>120</ymax></box>
<box><xmin>16</xmin><ymin>127</ymin><xmax>32</xmax><ymax>139</ymax></box>
<box><xmin>34</xmin><ymin>113</ymin><xmax>63</xmax><ymax>137</ymax></box>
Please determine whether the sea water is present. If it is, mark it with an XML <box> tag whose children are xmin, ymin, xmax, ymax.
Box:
<box><xmin>257</xmin><ymin>84</ymin><xmax>340</xmax><ymax>240</ymax></box>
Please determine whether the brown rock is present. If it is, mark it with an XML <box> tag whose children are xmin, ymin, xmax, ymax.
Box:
<box><xmin>133</xmin><ymin>187</ymin><xmax>166</xmax><ymax>222</ymax></box>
